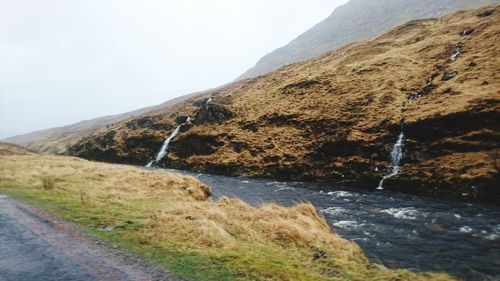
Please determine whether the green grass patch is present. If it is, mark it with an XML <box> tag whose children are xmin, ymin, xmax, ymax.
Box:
<box><xmin>0</xmin><ymin>186</ymin><xmax>241</xmax><ymax>280</ymax></box>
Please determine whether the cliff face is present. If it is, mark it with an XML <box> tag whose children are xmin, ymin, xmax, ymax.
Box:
<box><xmin>238</xmin><ymin>0</ymin><xmax>499</xmax><ymax>80</ymax></box>
<box><xmin>65</xmin><ymin>6</ymin><xmax>499</xmax><ymax>202</ymax></box>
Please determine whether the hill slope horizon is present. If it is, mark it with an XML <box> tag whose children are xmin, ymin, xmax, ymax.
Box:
<box><xmin>4</xmin><ymin>89</ymin><xmax>217</xmax><ymax>154</ymax></box>
<box><xmin>8</xmin><ymin>0</ymin><xmax>497</xmax><ymax>154</ymax></box>
<box><xmin>237</xmin><ymin>0</ymin><xmax>499</xmax><ymax>80</ymax></box>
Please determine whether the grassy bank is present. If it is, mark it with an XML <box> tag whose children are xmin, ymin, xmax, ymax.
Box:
<box><xmin>0</xmin><ymin>153</ymin><xmax>454</xmax><ymax>280</ymax></box>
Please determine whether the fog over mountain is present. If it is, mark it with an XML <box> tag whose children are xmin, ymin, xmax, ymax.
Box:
<box><xmin>238</xmin><ymin>0</ymin><xmax>499</xmax><ymax>80</ymax></box>
<box><xmin>0</xmin><ymin>0</ymin><xmax>348</xmax><ymax>138</ymax></box>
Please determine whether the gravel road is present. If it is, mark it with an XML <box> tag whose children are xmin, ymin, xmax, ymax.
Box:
<box><xmin>0</xmin><ymin>195</ymin><xmax>182</xmax><ymax>281</ymax></box>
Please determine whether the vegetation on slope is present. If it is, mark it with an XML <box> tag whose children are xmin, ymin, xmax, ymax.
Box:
<box><xmin>0</xmin><ymin>142</ymin><xmax>36</xmax><ymax>156</ymax></box>
<box><xmin>238</xmin><ymin>0</ymin><xmax>498</xmax><ymax>80</ymax></box>
<box><xmin>67</xmin><ymin>6</ymin><xmax>500</xmax><ymax>202</ymax></box>
<box><xmin>0</xmin><ymin>146</ymin><xmax>454</xmax><ymax>280</ymax></box>
<box><xmin>4</xmin><ymin>90</ymin><xmax>206</xmax><ymax>154</ymax></box>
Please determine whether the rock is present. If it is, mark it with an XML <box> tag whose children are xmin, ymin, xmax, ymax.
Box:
<box><xmin>179</xmin><ymin>123</ymin><xmax>192</xmax><ymax>133</ymax></box>
<box><xmin>123</xmin><ymin>135</ymin><xmax>162</xmax><ymax>150</ymax></box>
<box><xmin>169</xmin><ymin>134</ymin><xmax>224</xmax><ymax>158</ymax></box>
<box><xmin>261</xmin><ymin>113</ymin><xmax>300</xmax><ymax>126</ymax></box>
<box><xmin>478</xmin><ymin>10</ymin><xmax>494</xmax><ymax>17</ymax></box>
<box><xmin>241</xmin><ymin>122</ymin><xmax>259</xmax><ymax>132</ymax></box>
<box><xmin>193</xmin><ymin>103</ymin><xmax>234</xmax><ymax>125</ymax></box>
<box><xmin>313</xmin><ymin>251</ymin><xmax>327</xmax><ymax>260</ymax></box>
<box><xmin>283</xmin><ymin>80</ymin><xmax>321</xmax><ymax>94</ymax></box>
<box><xmin>460</xmin><ymin>29</ymin><xmax>474</xmax><ymax>36</ymax></box>
<box><xmin>126</xmin><ymin>117</ymin><xmax>154</xmax><ymax>129</ymax></box>
<box><xmin>372</xmin><ymin>263</ymin><xmax>388</xmax><ymax>271</ymax></box>
<box><xmin>192</xmin><ymin>97</ymin><xmax>211</xmax><ymax>107</ymax></box>
<box><xmin>96</xmin><ymin>131</ymin><xmax>116</xmax><ymax>148</ymax></box>
<box><xmin>96</xmin><ymin>225</ymin><xmax>114</xmax><ymax>232</ymax></box>
<box><xmin>442</xmin><ymin>71</ymin><xmax>458</xmax><ymax>81</ymax></box>
<box><xmin>175</xmin><ymin>115</ymin><xmax>189</xmax><ymax>125</ymax></box>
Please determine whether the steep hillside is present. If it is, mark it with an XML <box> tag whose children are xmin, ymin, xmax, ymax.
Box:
<box><xmin>238</xmin><ymin>0</ymin><xmax>499</xmax><ymax>80</ymax></box>
<box><xmin>4</xmin><ymin>90</ymin><xmax>208</xmax><ymax>154</ymax></box>
<box><xmin>46</xmin><ymin>6</ymin><xmax>500</xmax><ymax>202</ymax></box>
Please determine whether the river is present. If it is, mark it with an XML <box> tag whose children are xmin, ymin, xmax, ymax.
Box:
<box><xmin>158</xmin><ymin>168</ymin><xmax>500</xmax><ymax>281</ymax></box>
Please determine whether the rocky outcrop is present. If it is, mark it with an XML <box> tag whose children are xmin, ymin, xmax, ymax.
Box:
<box><xmin>193</xmin><ymin>102</ymin><xmax>234</xmax><ymax>125</ymax></box>
<box><xmin>67</xmin><ymin>119</ymin><xmax>179</xmax><ymax>165</ymax></box>
<box><xmin>169</xmin><ymin>134</ymin><xmax>225</xmax><ymax>158</ymax></box>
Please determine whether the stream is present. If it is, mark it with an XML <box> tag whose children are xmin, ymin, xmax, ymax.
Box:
<box><xmin>159</xmin><ymin>168</ymin><xmax>500</xmax><ymax>281</ymax></box>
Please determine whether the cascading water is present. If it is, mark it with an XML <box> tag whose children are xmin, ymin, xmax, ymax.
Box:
<box><xmin>377</xmin><ymin>30</ymin><xmax>467</xmax><ymax>189</ymax></box>
<box><xmin>450</xmin><ymin>45</ymin><xmax>461</xmax><ymax>62</ymax></box>
<box><xmin>377</xmin><ymin>132</ymin><xmax>405</xmax><ymax>190</ymax></box>
<box><xmin>146</xmin><ymin>125</ymin><xmax>182</xmax><ymax>167</ymax></box>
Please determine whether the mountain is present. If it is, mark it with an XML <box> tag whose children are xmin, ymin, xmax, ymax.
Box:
<box><xmin>4</xmin><ymin>90</ymin><xmax>210</xmax><ymax>154</ymax></box>
<box><xmin>63</xmin><ymin>5</ymin><xmax>500</xmax><ymax>202</ymax></box>
<box><xmin>237</xmin><ymin>0</ymin><xmax>499</xmax><ymax>80</ymax></box>
<box><xmin>9</xmin><ymin>0</ymin><xmax>496</xmax><ymax>154</ymax></box>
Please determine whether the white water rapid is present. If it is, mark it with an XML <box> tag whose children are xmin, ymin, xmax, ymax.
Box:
<box><xmin>377</xmin><ymin>132</ymin><xmax>405</xmax><ymax>190</ymax></box>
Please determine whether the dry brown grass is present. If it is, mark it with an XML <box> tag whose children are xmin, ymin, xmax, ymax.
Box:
<box><xmin>0</xmin><ymin>155</ymin><xmax>210</xmax><ymax>202</ymax></box>
<box><xmin>0</xmin><ymin>142</ymin><xmax>36</xmax><ymax>156</ymax></box>
<box><xmin>0</xmin><ymin>151</ymin><xmax>455</xmax><ymax>280</ymax></box>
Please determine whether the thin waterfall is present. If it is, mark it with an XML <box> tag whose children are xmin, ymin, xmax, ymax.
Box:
<box><xmin>376</xmin><ymin>33</ymin><xmax>465</xmax><ymax>190</ymax></box>
<box><xmin>146</xmin><ymin>125</ymin><xmax>182</xmax><ymax>167</ymax></box>
<box><xmin>450</xmin><ymin>45</ymin><xmax>461</xmax><ymax>62</ymax></box>
<box><xmin>377</xmin><ymin>132</ymin><xmax>405</xmax><ymax>190</ymax></box>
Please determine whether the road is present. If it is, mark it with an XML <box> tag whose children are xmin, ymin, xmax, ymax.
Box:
<box><xmin>0</xmin><ymin>195</ymin><xmax>180</xmax><ymax>281</ymax></box>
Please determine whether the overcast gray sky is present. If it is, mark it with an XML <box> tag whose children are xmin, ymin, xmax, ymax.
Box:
<box><xmin>0</xmin><ymin>0</ymin><xmax>349</xmax><ymax>138</ymax></box>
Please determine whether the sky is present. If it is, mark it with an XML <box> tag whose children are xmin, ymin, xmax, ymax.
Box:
<box><xmin>0</xmin><ymin>0</ymin><xmax>349</xmax><ymax>138</ymax></box>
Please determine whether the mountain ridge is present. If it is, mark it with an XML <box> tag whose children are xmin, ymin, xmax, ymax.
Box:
<box><xmin>4</xmin><ymin>87</ymin><xmax>224</xmax><ymax>154</ymax></box>
<box><xmin>8</xmin><ymin>0</ymin><xmax>497</xmax><ymax>155</ymax></box>
<box><xmin>237</xmin><ymin>0</ymin><xmax>499</xmax><ymax>80</ymax></box>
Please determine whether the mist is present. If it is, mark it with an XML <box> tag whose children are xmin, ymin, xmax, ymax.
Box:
<box><xmin>0</xmin><ymin>0</ymin><xmax>348</xmax><ymax>138</ymax></box>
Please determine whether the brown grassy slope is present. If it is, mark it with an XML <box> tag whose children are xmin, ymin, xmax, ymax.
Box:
<box><xmin>70</xmin><ymin>6</ymin><xmax>499</xmax><ymax>202</ymax></box>
<box><xmin>0</xmin><ymin>142</ymin><xmax>36</xmax><ymax>156</ymax></box>
<box><xmin>237</xmin><ymin>0</ymin><xmax>499</xmax><ymax>80</ymax></box>
<box><xmin>4</xmin><ymin>90</ymin><xmax>210</xmax><ymax>154</ymax></box>
<box><xmin>0</xmin><ymin>153</ymin><xmax>454</xmax><ymax>280</ymax></box>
